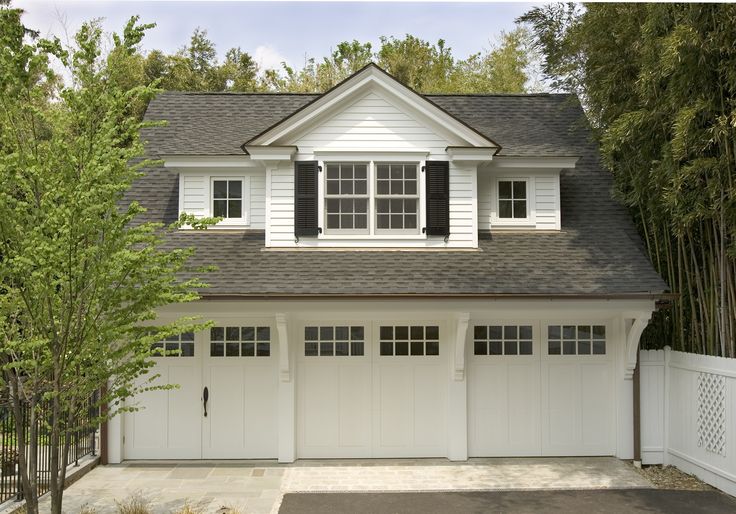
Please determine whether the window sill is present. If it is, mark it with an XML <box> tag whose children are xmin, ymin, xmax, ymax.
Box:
<box><xmin>318</xmin><ymin>234</ymin><xmax>427</xmax><ymax>240</ymax></box>
<box><xmin>179</xmin><ymin>223</ymin><xmax>251</xmax><ymax>230</ymax></box>
<box><xmin>491</xmin><ymin>219</ymin><xmax>535</xmax><ymax>228</ymax></box>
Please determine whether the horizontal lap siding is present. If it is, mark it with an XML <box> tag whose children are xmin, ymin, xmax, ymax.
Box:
<box><xmin>477</xmin><ymin>173</ymin><xmax>492</xmax><ymax>232</ymax></box>
<box><xmin>295</xmin><ymin>92</ymin><xmax>447</xmax><ymax>155</ymax></box>
<box><xmin>269</xmin><ymin>166</ymin><xmax>295</xmax><ymax>241</ymax></box>
<box><xmin>449</xmin><ymin>165</ymin><xmax>476</xmax><ymax>245</ymax></box>
<box><xmin>250</xmin><ymin>172</ymin><xmax>266</xmax><ymax>228</ymax></box>
<box><xmin>534</xmin><ymin>175</ymin><xmax>560</xmax><ymax>230</ymax></box>
<box><xmin>182</xmin><ymin>174</ymin><xmax>206</xmax><ymax>216</ymax></box>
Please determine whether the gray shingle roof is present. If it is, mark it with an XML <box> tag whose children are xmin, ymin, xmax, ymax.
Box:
<box><xmin>130</xmin><ymin>92</ymin><xmax>668</xmax><ymax>297</ymax></box>
<box><xmin>142</xmin><ymin>92</ymin><xmax>587</xmax><ymax>157</ymax></box>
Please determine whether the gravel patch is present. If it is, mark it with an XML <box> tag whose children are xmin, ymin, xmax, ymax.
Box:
<box><xmin>633</xmin><ymin>464</ymin><xmax>713</xmax><ymax>491</ymax></box>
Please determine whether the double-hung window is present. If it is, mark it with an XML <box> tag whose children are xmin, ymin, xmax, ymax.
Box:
<box><xmin>497</xmin><ymin>179</ymin><xmax>528</xmax><ymax>219</ymax></box>
<box><xmin>323</xmin><ymin>161</ymin><xmax>420</xmax><ymax>236</ymax></box>
<box><xmin>325</xmin><ymin>163</ymin><xmax>369</xmax><ymax>233</ymax></box>
<box><xmin>375</xmin><ymin>163</ymin><xmax>419</xmax><ymax>232</ymax></box>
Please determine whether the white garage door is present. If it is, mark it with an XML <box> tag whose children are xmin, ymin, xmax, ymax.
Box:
<box><xmin>468</xmin><ymin>322</ymin><xmax>615</xmax><ymax>457</ymax></box>
<box><xmin>124</xmin><ymin>322</ymin><xmax>278</xmax><ymax>460</ymax></box>
<box><xmin>297</xmin><ymin>322</ymin><xmax>448</xmax><ymax>458</ymax></box>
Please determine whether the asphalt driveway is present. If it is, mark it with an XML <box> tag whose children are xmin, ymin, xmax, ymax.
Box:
<box><xmin>279</xmin><ymin>489</ymin><xmax>736</xmax><ymax>514</ymax></box>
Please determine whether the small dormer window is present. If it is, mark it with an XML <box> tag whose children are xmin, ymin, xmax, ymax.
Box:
<box><xmin>498</xmin><ymin>180</ymin><xmax>528</xmax><ymax>219</ymax></box>
<box><xmin>212</xmin><ymin>179</ymin><xmax>243</xmax><ymax>219</ymax></box>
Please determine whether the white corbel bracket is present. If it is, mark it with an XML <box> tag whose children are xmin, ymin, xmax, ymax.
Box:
<box><xmin>275</xmin><ymin>313</ymin><xmax>290</xmax><ymax>382</ymax></box>
<box><xmin>454</xmin><ymin>312</ymin><xmax>471</xmax><ymax>381</ymax></box>
<box><xmin>625</xmin><ymin>315</ymin><xmax>651</xmax><ymax>380</ymax></box>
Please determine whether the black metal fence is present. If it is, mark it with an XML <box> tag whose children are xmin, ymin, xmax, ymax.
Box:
<box><xmin>0</xmin><ymin>393</ymin><xmax>98</xmax><ymax>505</ymax></box>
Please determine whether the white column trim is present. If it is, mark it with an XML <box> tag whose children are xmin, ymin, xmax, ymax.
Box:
<box><xmin>276</xmin><ymin>313</ymin><xmax>290</xmax><ymax>382</ymax></box>
<box><xmin>454</xmin><ymin>312</ymin><xmax>470</xmax><ymax>381</ymax></box>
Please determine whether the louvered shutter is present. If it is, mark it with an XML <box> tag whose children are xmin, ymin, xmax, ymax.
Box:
<box><xmin>294</xmin><ymin>161</ymin><xmax>319</xmax><ymax>237</ymax></box>
<box><xmin>425</xmin><ymin>160</ymin><xmax>450</xmax><ymax>237</ymax></box>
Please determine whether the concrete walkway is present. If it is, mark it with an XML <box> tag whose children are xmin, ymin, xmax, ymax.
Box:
<box><xmin>44</xmin><ymin>457</ymin><xmax>653</xmax><ymax>514</ymax></box>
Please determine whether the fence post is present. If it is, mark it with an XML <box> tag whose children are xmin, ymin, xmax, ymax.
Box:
<box><xmin>663</xmin><ymin>345</ymin><xmax>671</xmax><ymax>466</ymax></box>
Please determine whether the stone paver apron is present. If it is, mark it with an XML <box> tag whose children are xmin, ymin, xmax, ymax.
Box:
<box><xmin>40</xmin><ymin>457</ymin><xmax>652</xmax><ymax>514</ymax></box>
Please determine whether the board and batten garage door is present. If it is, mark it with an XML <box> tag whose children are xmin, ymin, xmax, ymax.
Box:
<box><xmin>123</xmin><ymin>321</ymin><xmax>278</xmax><ymax>459</ymax></box>
<box><xmin>297</xmin><ymin>322</ymin><xmax>448</xmax><ymax>458</ymax></box>
<box><xmin>468</xmin><ymin>321</ymin><xmax>615</xmax><ymax>457</ymax></box>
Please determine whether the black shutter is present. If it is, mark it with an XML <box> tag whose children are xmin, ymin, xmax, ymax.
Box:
<box><xmin>425</xmin><ymin>160</ymin><xmax>450</xmax><ymax>237</ymax></box>
<box><xmin>294</xmin><ymin>161</ymin><xmax>319</xmax><ymax>237</ymax></box>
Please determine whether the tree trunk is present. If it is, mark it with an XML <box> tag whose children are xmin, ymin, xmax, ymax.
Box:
<box><xmin>6</xmin><ymin>374</ymin><xmax>39</xmax><ymax>514</ymax></box>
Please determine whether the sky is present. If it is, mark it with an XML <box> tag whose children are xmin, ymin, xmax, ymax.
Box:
<box><xmin>14</xmin><ymin>1</ymin><xmax>540</xmax><ymax>71</ymax></box>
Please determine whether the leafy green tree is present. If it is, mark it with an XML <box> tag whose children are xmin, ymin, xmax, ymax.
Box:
<box><xmin>221</xmin><ymin>47</ymin><xmax>261</xmax><ymax>91</ymax></box>
<box><xmin>0</xmin><ymin>9</ymin><xmax>213</xmax><ymax>513</ymax></box>
<box><xmin>450</xmin><ymin>28</ymin><xmax>531</xmax><ymax>93</ymax></box>
<box><xmin>520</xmin><ymin>3</ymin><xmax>736</xmax><ymax>357</ymax></box>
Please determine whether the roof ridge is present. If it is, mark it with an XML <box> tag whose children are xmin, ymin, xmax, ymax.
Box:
<box><xmin>426</xmin><ymin>92</ymin><xmax>564</xmax><ymax>97</ymax></box>
<box><xmin>158</xmin><ymin>91</ymin><xmax>320</xmax><ymax>96</ymax></box>
<box><xmin>156</xmin><ymin>91</ymin><xmax>567</xmax><ymax>98</ymax></box>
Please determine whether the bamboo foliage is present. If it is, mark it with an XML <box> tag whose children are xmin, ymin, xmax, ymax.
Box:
<box><xmin>522</xmin><ymin>3</ymin><xmax>736</xmax><ymax>356</ymax></box>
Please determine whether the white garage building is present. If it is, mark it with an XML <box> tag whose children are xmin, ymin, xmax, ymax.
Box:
<box><xmin>106</xmin><ymin>65</ymin><xmax>668</xmax><ymax>463</ymax></box>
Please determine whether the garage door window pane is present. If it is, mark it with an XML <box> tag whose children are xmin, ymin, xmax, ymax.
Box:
<box><xmin>152</xmin><ymin>331</ymin><xmax>196</xmax><ymax>358</ymax></box>
<box><xmin>474</xmin><ymin>325</ymin><xmax>532</xmax><ymax>357</ymax></box>
<box><xmin>305</xmin><ymin>326</ymin><xmax>365</xmax><ymax>357</ymax></box>
<box><xmin>380</xmin><ymin>325</ymin><xmax>439</xmax><ymax>356</ymax></box>
<box><xmin>547</xmin><ymin>324</ymin><xmax>606</xmax><ymax>356</ymax></box>
<box><xmin>210</xmin><ymin>325</ymin><xmax>271</xmax><ymax>357</ymax></box>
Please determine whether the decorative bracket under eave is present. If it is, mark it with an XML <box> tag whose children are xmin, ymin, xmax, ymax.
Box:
<box><xmin>275</xmin><ymin>313</ymin><xmax>290</xmax><ymax>382</ymax></box>
<box><xmin>454</xmin><ymin>312</ymin><xmax>471</xmax><ymax>381</ymax></box>
<box><xmin>625</xmin><ymin>315</ymin><xmax>651</xmax><ymax>380</ymax></box>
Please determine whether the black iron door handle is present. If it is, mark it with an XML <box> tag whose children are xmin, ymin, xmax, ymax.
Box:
<box><xmin>203</xmin><ymin>386</ymin><xmax>209</xmax><ymax>417</ymax></box>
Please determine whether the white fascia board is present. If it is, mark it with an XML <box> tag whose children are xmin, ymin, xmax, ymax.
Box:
<box><xmin>446</xmin><ymin>147</ymin><xmax>495</xmax><ymax>163</ymax></box>
<box><xmin>490</xmin><ymin>156</ymin><xmax>580</xmax><ymax>169</ymax></box>
<box><xmin>313</xmin><ymin>149</ymin><xmax>430</xmax><ymax>161</ymax></box>
<box><xmin>251</xmin><ymin>66</ymin><xmax>498</xmax><ymax>149</ymax></box>
<box><xmin>162</xmin><ymin>155</ymin><xmax>257</xmax><ymax>168</ymax></box>
<box><xmin>244</xmin><ymin>145</ymin><xmax>297</xmax><ymax>161</ymax></box>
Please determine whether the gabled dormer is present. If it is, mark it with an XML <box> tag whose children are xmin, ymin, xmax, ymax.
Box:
<box><xmin>244</xmin><ymin>64</ymin><xmax>497</xmax><ymax>249</ymax></box>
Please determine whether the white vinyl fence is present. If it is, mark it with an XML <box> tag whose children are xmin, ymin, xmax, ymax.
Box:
<box><xmin>640</xmin><ymin>347</ymin><xmax>736</xmax><ymax>496</ymax></box>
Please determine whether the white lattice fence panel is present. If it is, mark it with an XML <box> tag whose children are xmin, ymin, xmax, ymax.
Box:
<box><xmin>697</xmin><ymin>372</ymin><xmax>726</xmax><ymax>456</ymax></box>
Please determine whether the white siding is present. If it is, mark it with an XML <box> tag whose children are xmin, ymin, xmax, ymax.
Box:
<box><xmin>448</xmin><ymin>164</ymin><xmax>477</xmax><ymax>247</ymax></box>
<box><xmin>477</xmin><ymin>172</ymin><xmax>492</xmax><ymax>232</ymax></box>
<box><xmin>178</xmin><ymin>169</ymin><xmax>266</xmax><ymax>229</ymax></box>
<box><xmin>268</xmin><ymin>164</ymin><xmax>295</xmax><ymax>243</ymax></box>
<box><xmin>294</xmin><ymin>92</ymin><xmax>448</xmax><ymax>154</ymax></box>
<box><xmin>182</xmin><ymin>174</ymin><xmax>206</xmax><ymax>217</ymax></box>
<box><xmin>250</xmin><ymin>172</ymin><xmax>266</xmax><ymax>228</ymax></box>
<box><xmin>534</xmin><ymin>175</ymin><xmax>559</xmax><ymax>230</ymax></box>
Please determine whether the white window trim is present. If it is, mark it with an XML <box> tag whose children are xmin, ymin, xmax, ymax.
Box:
<box><xmin>491</xmin><ymin>176</ymin><xmax>535</xmax><ymax>227</ymax></box>
<box><xmin>318</xmin><ymin>159</ymin><xmax>426</xmax><ymax>240</ymax></box>
<box><xmin>210</xmin><ymin>175</ymin><xmax>251</xmax><ymax>228</ymax></box>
